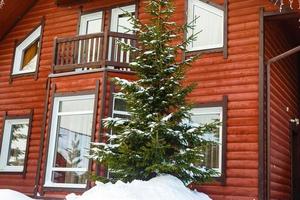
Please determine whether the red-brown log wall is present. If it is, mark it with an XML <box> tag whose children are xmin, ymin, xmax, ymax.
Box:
<box><xmin>265</xmin><ymin>20</ymin><xmax>300</xmax><ymax>200</ymax></box>
<box><xmin>0</xmin><ymin>0</ymin><xmax>284</xmax><ymax>199</ymax></box>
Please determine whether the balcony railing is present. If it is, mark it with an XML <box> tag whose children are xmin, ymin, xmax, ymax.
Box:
<box><xmin>52</xmin><ymin>31</ymin><xmax>137</xmax><ymax>73</ymax></box>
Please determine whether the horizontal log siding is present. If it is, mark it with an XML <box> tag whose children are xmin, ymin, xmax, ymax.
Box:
<box><xmin>0</xmin><ymin>0</ymin><xmax>134</xmax><ymax>197</ymax></box>
<box><xmin>0</xmin><ymin>0</ymin><xmax>285</xmax><ymax>199</ymax></box>
<box><xmin>130</xmin><ymin>0</ymin><xmax>279</xmax><ymax>199</ymax></box>
<box><xmin>265</xmin><ymin>20</ymin><xmax>300</xmax><ymax>200</ymax></box>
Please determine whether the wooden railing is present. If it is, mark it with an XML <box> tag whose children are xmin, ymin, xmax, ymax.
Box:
<box><xmin>52</xmin><ymin>32</ymin><xmax>137</xmax><ymax>73</ymax></box>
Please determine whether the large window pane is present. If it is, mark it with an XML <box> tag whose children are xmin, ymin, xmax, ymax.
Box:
<box><xmin>54</xmin><ymin>114</ymin><xmax>93</xmax><ymax>168</ymax></box>
<box><xmin>7</xmin><ymin>124</ymin><xmax>29</xmax><ymax>166</ymax></box>
<box><xmin>190</xmin><ymin>107</ymin><xmax>222</xmax><ymax>172</ymax></box>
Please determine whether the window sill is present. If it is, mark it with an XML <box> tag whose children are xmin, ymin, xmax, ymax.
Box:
<box><xmin>185</xmin><ymin>47</ymin><xmax>225</xmax><ymax>57</ymax></box>
<box><xmin>9</xmin><ymin>71</ymin><xmax>37</xmax><ymax>84</ymax></box>
<box><xmin>43</xmin><ymin>185</ymin><xmax>88</xmax><ymax>193</ymax></box>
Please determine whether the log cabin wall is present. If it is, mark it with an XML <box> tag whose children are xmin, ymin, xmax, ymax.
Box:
<box><xmin>0</xmin><ymin>0</ymin><xmax>287</xmax><ymax>199</ymax></box>
<box><xmin>265</xmin><ymin>20</ymin><xmax>300</xmax><ymax>199</ymax></box>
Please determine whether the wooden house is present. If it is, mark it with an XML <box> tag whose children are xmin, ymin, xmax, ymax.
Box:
<box><xmin>0</xmin><ymin>0</ymin><xmax>299</xmax><ymax>199</ymax></box>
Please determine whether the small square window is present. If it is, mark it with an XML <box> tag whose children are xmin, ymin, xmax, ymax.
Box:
<box><xmin>0</xmin><ymin>118</ymin><xmax>30</xmax><ymax>172</ymax></box>
<box><xmin>12</xmin><ymin>26</ymin><xmax>42</xmax><ymax>75</ymax></box>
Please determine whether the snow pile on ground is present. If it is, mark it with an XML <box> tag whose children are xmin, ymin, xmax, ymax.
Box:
<box><xmin>66</xmin><ymin>174</ymin><xmax>211</xmax><ymax>200</ymax></box>
<box><xmin>0</xmin><ymin>189</ymin><xmax>34</xmax><ymax>200</ymax></box>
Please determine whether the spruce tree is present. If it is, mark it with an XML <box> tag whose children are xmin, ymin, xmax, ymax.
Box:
<box><xmin>90</xmin><ymin>0</ymin><xmax>218</xmax><ymax>185</ymax></box>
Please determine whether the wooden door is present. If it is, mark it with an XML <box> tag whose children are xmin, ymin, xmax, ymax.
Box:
<box><xmin>291</xmin><ymin>122</ymin><xmax>300</xmax><ymax>200</ymax></box>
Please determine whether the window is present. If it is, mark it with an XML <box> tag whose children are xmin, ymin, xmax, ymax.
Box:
<box><xmin>190</xmin><ymin>106</ymin><xmax>225</xmax><ymax>176</ymax></box>
<box><xmin>109</xmin><ymin>5</ymin><xmax>136</xmax><ymax>66</ymax></box>
<box><xmin>187</xmin><ymin>0</ymin><xmax>224</xmax><ymax>51</ymax></box>
<box><xmin>12</xmin><ymin>25</ymin><xmax>42</xmax><ymax>75</ymax></box>
<box><xmin>112</xmin><ymin>96</ymin><xmax>130</xmax><ymax>119</ymax></box>
<box><xmin>79</xmin><ymin>11</ymin><xmax>103</xmax><ymax>35</ymax></box>
<box><xmin>0</xmin><ymin>118</ymin><xmax>30</xmax><ymax>172</ymax></box>
<box><xmin>45</xmin><ymin>95</ymin><xmax>95</xmax><ymax>188</ymax></box>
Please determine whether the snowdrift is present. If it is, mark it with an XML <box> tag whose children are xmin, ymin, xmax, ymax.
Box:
<box><xmin>0</xmin><ymin>189</ymin><xmax>34</xmax><ymax>200</ymax></box>
<box><xmin>66</xmin><ymin>175</ymin><xmax>211</xmax><ymax>200</ymax></box>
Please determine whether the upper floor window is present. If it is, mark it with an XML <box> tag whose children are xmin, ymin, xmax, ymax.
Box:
<box><xmin>12</xmin><ymin>25</ymin><xmax>42</xmax><ymax>75</ymax></box>
<box><xmin>187</xmin><ymin>0</ymin><xmax>224</xmax><ymax>51</ymax></box>
<box><xmin>45</xmin><ymin>95</ymin><xmax>95</xmax><ymax>188</ymax></box>
<box><xmin>79</xmin><ymin>11</ymin><xmax>103</xmax><ymax>35</ymax></box>
<box><xmin>0</xmin><ymin>118</ymin><xmax>30</xmax><ymax>172</ymax></box>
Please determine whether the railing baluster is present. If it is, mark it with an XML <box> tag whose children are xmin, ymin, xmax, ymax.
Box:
<box><xmin>60</xmin><ymin>42</ymin><xmax>65</xmax><ymax>66</ymax></box>
<box><xmin>79</xmin><ymin>39</ymin><xmax>84</xmax><ymax>64</ymax></box>
<box><xmin>73</xmin><ymin>39</ymin><xmax>78</xmax><ymax>65</ymax></box>
<box><xmin>94</xmin><ymin>37</ymin><xmax>99</xmax><ymax>62</ymax></box>
<box><xmin>89</xmin><ymin>38</ymin><xmax>94</xmax><ymax>63</ymax></box>
<box><xmin>110</xmin><ymin>36</ymin><xmax>116</xmax><ymax>62</ymax></box>
<box><xmin>84</xmin><ymin>38</ymin><xmax>89</xmax><ymax>64</ymax></box>
<box><xmin>122</xmin><ymin>38</ymin><xmax>128</xmax><ymax>63</ymax></box>
<box><xmin>117</xmin><ymin>37</ymin><xmax>122</xmax><ymax>63</ymax></box>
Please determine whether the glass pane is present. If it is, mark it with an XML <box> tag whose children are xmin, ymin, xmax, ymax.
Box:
<box><xmin>200</xmin><ymin>144</ymin><xmax>219</xmax><ymax>169</ymax></box>
<box><xmin>52</xmin><ymin>171</ymin><xmax>88</xmax><ymax>184</ymax></box>
<box><xmin>86</xmin><ymin>18</ymin><xmax>102</xmax><ymax>34</ymax></box>
<box><xmin>54</xmin><ymin>114</ymin><xmax>93</xmax><ymax>168</ymax></box>
<box><xmin>191</xmin><ymin>112</ymin><xmax>221</xmax><ymax>169</ymax></box>
<box><xmin>117</xmin><ymin>13</ymin><xmax>134</xmax><ymax>33</ymax></box>
<box><xmin>21</xmin><ymin>39</ymin><xmax>39</xmax><ymax>71</ymax></box>
<box><xmin>58</xmin><ymin>98</ymin><xmax>94</xmax><ymax>113</ymax></box>
<box><xmin>114</xmin><ymin>98</ymin><xmax>128</xmax><ymax>112</ymax></box>
<box><xmin>7</xmin><ymin>123</ymin><xmax>28</xmax><ymax>166</ymax></box>
<box><xmin>191</xmin><ymin>113</ymin><xmax>219</xmax><ymax>124</ymax></box>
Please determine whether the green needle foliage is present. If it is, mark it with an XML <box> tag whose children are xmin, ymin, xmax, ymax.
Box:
<box><xmin>89</xmin><ymin>0</ymin><xmax>218</xmax><ymax>185</ymax></box>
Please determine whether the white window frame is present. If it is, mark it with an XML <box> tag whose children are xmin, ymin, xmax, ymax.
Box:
<box><xmin>44</xmin><ymin>94</ymin><xmax>95</xmax><ymax>188</ymax></box>
<box><xmin>110</xmin><ymin>5</ymin><xmax>135</xmax><ymax>33</ymax></box>
<box><xmin>190</xmin><ymin>106</ymin><xmax>223</xmax><ymax>174</ymax></box>
<box><xmin>12</xmin><ymin>25</ymin><xmax>42</xmax><ymax>75</ymax></box>
<box><xmin>187</xmin><ymin>0</ymin><xmax>224</xmax><ymax>51</ymax></box>
<box><xmin>112</xmin><ymin>96</ymin><xmax>130</xmax><ymax>118</ymax></box>
<box><xmin>79</xmin><ymin>11</ymin><xmax>103</xmax><ymax>35</ymax></box>
<box><xmin>0</xmin><ymin>118</ymin><xmax>30</xmax><ymax>172</ymax></box>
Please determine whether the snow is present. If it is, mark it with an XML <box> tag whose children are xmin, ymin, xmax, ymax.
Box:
<box><xmin>66</xmin><ymin>175</ymin><xmax>211</xmax><ymax>200</ymax></box>
<box><xmin>0</xmin><ymin>189</ymin><xmax>34</xmax><ymax>200</ymax></box>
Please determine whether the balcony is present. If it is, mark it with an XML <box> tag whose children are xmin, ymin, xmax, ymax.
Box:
<box><xmin>52</xmin><ymin>31</ymin><xmax>137</xmax><ymax>73</ymax></box>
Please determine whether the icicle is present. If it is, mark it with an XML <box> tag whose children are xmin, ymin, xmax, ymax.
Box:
<box><xmin>289</xmin><ymin>0</ymin><xmax>293</xmax><ymax>9</ymax></box>
<box><xmin>280</xmin><ymin>0</ymin><xmax>284</xmax><ymax>12</ymax></box>
<box><xmin>0</xmin><ymin>0</ymin><xmax>4</xmax><ymax>9</ymax></box>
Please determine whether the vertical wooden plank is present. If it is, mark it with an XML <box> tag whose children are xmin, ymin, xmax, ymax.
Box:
<box><xmin>74</xmin><ymin>39</ymin><xmax>79</xmax><ymax>65</ymax></box>
<box><xmin>89</xmin><ymin>38</ymin><xmax>94</xmax><ymax>63</ymax></box>
<box><xmin>116</xmin><ymin>37</ymin><xmax>122</xmax><ymax>63</ymax></box>
<box><xmin>84</xmin><ymin>38</ymin><xmax>89</xmax><ymax>64</ymax></box>
<box><xmin>110</xmin><ymin>36</ymin><xmax>116</xmax><ymax>62</ymax></box>
<box><xmin>122</xmin><ymin>38</ymin><xmax>128</xmax><ymax>63</ymax></box>
<box><xmin>94</xmin><ymin>36</ymin><xmax>99</xmax><ymax>62</ymax></box>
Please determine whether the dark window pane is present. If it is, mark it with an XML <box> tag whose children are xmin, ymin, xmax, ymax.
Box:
<box><xmin>114</xmin><ymin>98</ymin><xmax>128</xmax><ymax>112</ymax></box>
<box><xmin>7</xmin><ymin>124</ymin><xmax>28</xmax><ymax>166</ymax></box>
<box><xmin>52</xmin><ymin>171</ymin><xmax>87</xmax><ymax>184</ymax></box>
